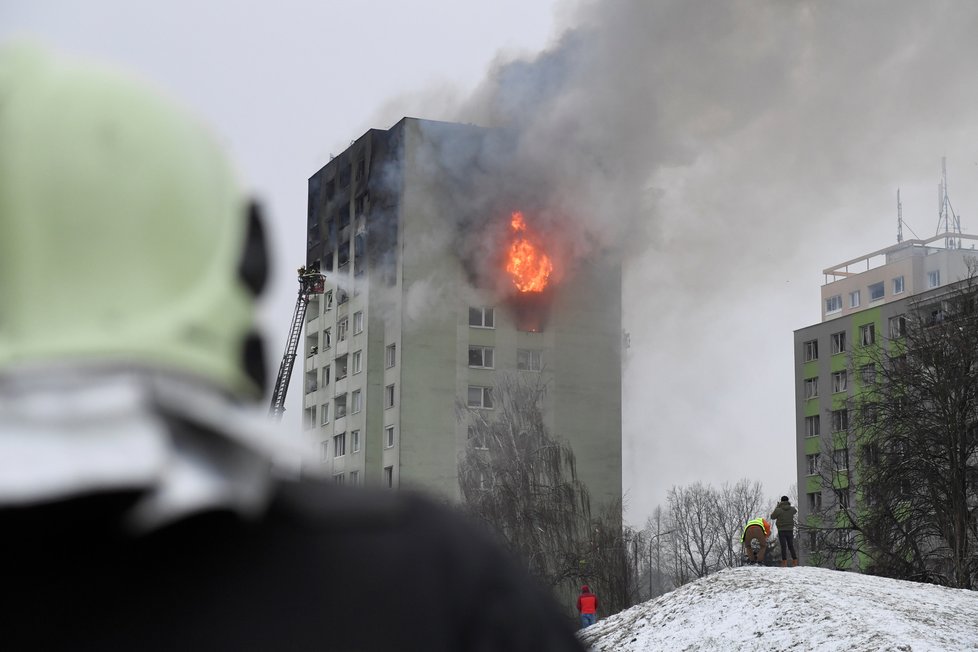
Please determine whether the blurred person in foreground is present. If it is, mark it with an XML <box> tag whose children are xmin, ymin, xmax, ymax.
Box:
<box><xmin>0</xmin><ymin>44</ymin><xmax>585</xmax><ymax>652</ymax></box>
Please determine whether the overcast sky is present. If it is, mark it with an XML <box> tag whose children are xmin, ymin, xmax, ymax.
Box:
<box><xmin>6</xmin><ymin>1</ymin><xmax>978</xmax><ymax>527</ymax></box>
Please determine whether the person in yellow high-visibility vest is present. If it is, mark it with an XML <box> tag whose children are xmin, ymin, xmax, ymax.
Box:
<box><xmin>742</xmin><ymin>518</ymin><xmax>772</xmax><ymax>565</ymax></box>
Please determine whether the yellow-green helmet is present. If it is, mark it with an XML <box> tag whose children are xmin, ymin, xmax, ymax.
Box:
<box><xmin>0</xmin><ymin>44</ymin><xmax>267</xmax><ymax>399</ymax></box>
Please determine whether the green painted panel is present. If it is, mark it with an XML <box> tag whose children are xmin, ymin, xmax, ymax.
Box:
<box><xmin>806</xmin><ymin>475</ymin><xmax>821</xmax><ymax>493</ymax></box>
<box><xmin>804</xmin><ymin>437</ymin><xmax>821</xmax><ymax>455</ymax></box>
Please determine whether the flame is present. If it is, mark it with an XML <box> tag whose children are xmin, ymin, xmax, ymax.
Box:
<box><xmin>505</xmin><ymin>211</ymin><xmax>553</xmax><ymax>292</ymax></box>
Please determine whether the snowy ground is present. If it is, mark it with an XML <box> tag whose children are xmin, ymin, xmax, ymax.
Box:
<box><xmin>578</xmin><ymin>566</ymin><xmax>978</xmax><ymax>651</ymax></box>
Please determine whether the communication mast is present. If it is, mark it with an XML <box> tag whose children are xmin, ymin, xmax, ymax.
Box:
<box><xmin>937</xmin><ymin>157</ymin><xmax>962</xmax><ymax>249</ymax></box>
<box><xmin>269</xmin><ymin>268</ymin><xmax>326</xmax><ymax>421</ymax></box>
<box><xmin>897</xmin><ymin>188</ymin><xmax>903</xmax><ymax>243</ymax></box>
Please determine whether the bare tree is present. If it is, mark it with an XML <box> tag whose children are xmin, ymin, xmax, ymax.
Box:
<box><xmin>458</xmin><ymin>373</ymin><xmax>590</xmax><ymax>589</ymax></box>
<box><xmin>713</xmin><ymin>479</ymin><xmax>764</xmax><ymax>569</ymax></box>
<box><xmin>667</xmin><ymin>482</ymin><xmax>722</xmax><ymax>579</ymax></box>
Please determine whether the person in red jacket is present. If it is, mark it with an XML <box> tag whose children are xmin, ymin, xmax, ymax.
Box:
<box><xmin>577</xmin><ymin>585</ymin><xmax>599</xmax><ymax>628</ymax></box>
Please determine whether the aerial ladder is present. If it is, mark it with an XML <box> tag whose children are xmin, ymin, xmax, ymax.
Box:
<box><xmin>269</xmin><ymin>267</ymin><xmax>326</xmax><ymax>420</ymax></box>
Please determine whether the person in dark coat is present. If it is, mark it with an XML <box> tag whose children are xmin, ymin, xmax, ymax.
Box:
<box><xmin>771</xmin><ymin>495</ymin><xmax>799</xmax><ymax>566</ymax></box>
<box><xmin>576</xmin><ymin>585</ymin><xmax>599</xmax><ymax>628</ymax></box>
<box><xmin>0</xmin><ymin>44</ymin><xmax>585</xmax><ymax>652</ymax></box>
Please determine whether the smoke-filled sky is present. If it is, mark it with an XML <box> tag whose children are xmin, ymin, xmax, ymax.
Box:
<box><xmin>6</xmin><ymin>1</ymin><xmax>978</xmax><ymax>526</ymax></box>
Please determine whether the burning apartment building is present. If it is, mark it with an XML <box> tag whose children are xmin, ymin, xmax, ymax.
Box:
<box><xmin>301</xmin><ymin>117</ymin><xmax>621</xmax><ymax>510</ymax></box>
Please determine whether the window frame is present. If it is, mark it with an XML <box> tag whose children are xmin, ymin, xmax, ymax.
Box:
<box><xmin>805</xmin><ymin>415</ymin><xmax>820</xmax><ymax>437</ymax></box>
<box><xmin>468</xmin><ymin>306</ymin><xmax>495</xmax><ymax>329</ymax></box>
<box><xmin>351</xmin><ymin>429</ymin><xmax>361</xmax><ymax>453</ymax></box>
<box><xmin>385</xmin><ymin>384</ymin><xmax>395</xmax><ymax>409</ymax></box>
<box><xmin>468</xmin><ymin>345</ymin><xmax>494</xmax><ymax>369</ymax></box>
<box><xmin>352</xmin><ymin>350</ymin><xmax>362</xmax><ymax>375</ymax></box>
<box><xmin>385</xmin><ymin>343</ymin><xmax>396</xmax><ymax>368</ymax></box>
<box><xmin>467</xmin><ymin>385</ymin><xmax>494</xmax><ymax>409</ymax></box>
<box><xmin>351</xmin><ymin>389</ymin><xmax>362</xmax><ymax>414</ymax></box>
<box><xmin>385</xmin><ymin>425</ymin><xmax>395</xmax><ymax>448</ymax></box>
<box><xmin>825</xmin><ymin>294</ymin><xmax>843</xmax><ymax>314</ymax></box>
<box><xmin>830</xmin><ymin>331</ymin><xmax>846</xmax><ymax>355</ymax></box>
<box><xmin>868</xmin><ymin>281</ymin><xmax>885</xmax><ymax>302</ymax></box>
<box><xmin>804</xmin><ymin>377</ymin><xmax>819</xmax><ymax>399</ymax></box>
<box><xmin>353</xmin><ymin>310</ymin><xmax>364</xmax><ymax>334</ymax></box>
<box><xmin>831</xmin><ymin>370</ymin><xmax>847</xmax><ymax>393</ymax></box>
<box><xmin>333</xmin><ymin>432</ymin><xmax>346</xmax><ymax>457</ymax></box>
<box><xmin>892</xmin><ymin>276</ymin><xmax>904</xmax><ymax>295</ymax></box>
<box><xmin>849</xmin><ymin>290</ymin><xmax>860</xmax><ymax>308</ymax></box>
<box><xmin>517</xmin><ymin>348</ymin><xmax>543</xmax><ymax>371</ymax></box>
<box><xmin>859</xmin><ymin>322</ymin><xmax>875</xmax><ymax>346</ymax></box>
<box><xmin>803</xmin><ymin>339</ymin><xmax>819</xmax><ymax>362</ymax></box>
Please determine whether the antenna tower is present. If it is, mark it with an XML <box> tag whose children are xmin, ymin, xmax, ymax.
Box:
<box><xmin>937</xmin><ymin>157</ymin><xmax>962</xmax><ymax>249</ymax></box>
<box><xmin>897</xmin><ymin>188</ymin><xmax>903</xmax><ymax>243</ymax></box>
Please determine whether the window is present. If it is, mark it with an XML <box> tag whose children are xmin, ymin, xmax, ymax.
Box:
<box><xmin>804</xmin><ymin>377</ymin><xmax>819</xmax><ymax>399</ymax></box>
<box><xmin>849</xmin><ymin>290</ymin><xmax>861</xmax><ymax>308</ymax></box>
<box><xmin>467</xmin><ymin>424</ymin><xmax>488</xmax><ymax>450</ymax></box>
<box><xmin>888</xmin><ymin>315</ymin><xmax>906</xmax><ymax>338</ymax></box>
<box><xmin>806</xmin><ymin>453</ymin><xmax>820</xmax><ymax>476</ymax></box>
<box><xmin>338</xmin><ymin>318</ymin><xmax>349</xmax><ymax>342</ymax></box>
<box><xmin>807</xmin><ymin>531</ymin><xmax>819</xmax><ymax>551</ymax></box>
<box><xmin>320</xmin><ymin>441</ymin><xmax>329</xmax><ymax>461</ymax></box>
<box><xmin>349</xmin><ymin>470</ymin><xmax>360</xmax><ymax>486</ymax></box>
<box><xmin>322</xmin><ymin>365</ymin><xmax>331</xmax><ymax>386</ymax></box>
<box><xmin>807</xmin><ymin>492</ymin><xmax>822</xmax><ymax>512</ymax></box>
<box><xmin>323</xmin><ymin>328</ymin><xmax>332</xmax><ymax>349</ymax></box>
<box><xmin>385</xmin><ymin>425</ymin><xmax>395</xmax><ymax>448</ymax></box>
<box><xmin>352</xmin><ymin>389</ymin><xmax>362</xmax><ymax>414</ymax></box>
<box><xmin>825</xmin><ymin>294</ymin><xmax>842</xmax><ymax>313</ymax></box>
<box><xmin>928</xmin><ymin>270</ymin><xmax>941</xmax><ymax>288</ymax></box>
<box><xmin>830</xmin><ymin>370</ymin><xmax>847</xmax><ymax>393</ymax></box>
<box><xmin>333</xmin><ymin>432</ymin><xmax>346</xmax><ymax>457</ymax></box>
<box><xmin>384</xmin><ymin>465</ymin><xmax>394</xmax><ymax>488</ymax></box>
<box><xmin>336</xmin><ymin>354</ymin><xmax>348</xmax><ymax>379</ymax></box>
<box><xmin>805</xmin><ymin>415</ymin><xmax>820</xmax><ymax>437</ymax></box>
<box><xmin>385</xmin><ymin>343</ymin><xmax>396</xmax><ymax>368</ymax></box>
<box><xmin>859</xmin><ymin>323</ymin><xmax>875</xmax><ymax>346</ymax></box>
<box><xmin>469</xmin><ymin>306</ymin><xmax>495</xmax><ymax>328</ymax></box>
<box><xmin>836</xmin><ymin>489</ymin><xmax>850</xmax><ymax>509</ymax></box>
<box><xmin>831</xmin><ymin>409</ymin><xmax>848</xmax><ymax>432</ymax></box>
<box><xmin>337</xmin><ymin>288</ymin><xmax>349</xmax><ymax>305</ymax></box>
<box><xmin>468</xmin><ymin>345</ymin><xmax>494</xmax><ymax>368</ymax></box>
<box><xmin>303</xmin><ymin>407</ymin><xmax>316</xmax><ymax>429</ymax></box>
<box><xmin>830</xmin><ymin>331</ymin><xmax>846</xmax><ymax>354</ymax></box>
<box><xmin>803</xmin><ymin>340</ymin><xmax>819</xmax><ymax>362</ymax></box>
<box><xmin>517</xmin><ymin>349</ymin><xmax>542</xmax><ymax>371</ymax></box>
<box><xmin>869</xmin><ymin>281</ymin><xmax>884</xmax><ymax>301</ymax></box>
<box><xmin>353</xmin><ymin>311</ymin><xmax>363</xmax><ymax>334</ymax></box>
<box><xmin>324</xmin><ymin>290</ymin><xmax>333</xmax><ymax>310</ymax></box>
<box><xmin>352</xmin><ymin>350</ymin><xmax>362</xmax><ymax>374</ymax></box>
<box><xmin>385</xmin><ymin>384</ymin><xmax>395</xmax><ymax>409</ymax></box>
<box><xmin>833</xmin><ymin>448</ymin><xmax>849</xmax><ymax>471</ymax></box>
<box><xmin>892</xmin><ymin>276</ymin><xmax>904</xmax><ymax>294</ymax></box>
<box><xmin>320</xmin><ymin>402</ymin><xmax>329</xmax><ymax>425</ymax></box>
<box><xmin>860</xmin><ymin>364</ymin><xmax>876</xmax><ymax>385</ymax></box>
<box><xmin>351</xmin><ymin>429</ymin><xmax>361</xmax><ymax>453</ymax></box>
<box><xmin>467</xmin><ymin>385</ymin><xmax>493</xmax><ymax>409</ymax></box>
<box><xmin>335</xmin><ymin>394</ymin><xmax>347</xmax><ymax>419</ymax></box>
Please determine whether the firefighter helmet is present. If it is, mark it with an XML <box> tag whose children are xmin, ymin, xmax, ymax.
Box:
<box><xmin>0</xmin><ymin>43</ymin><xmax>267</xmax><ymax>398</ymax></box>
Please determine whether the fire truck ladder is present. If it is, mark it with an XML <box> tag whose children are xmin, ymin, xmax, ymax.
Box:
<box><xmin>269</xmin><ymin>269</ymin><xmax>326</xmax><ymax>420</ymax></box>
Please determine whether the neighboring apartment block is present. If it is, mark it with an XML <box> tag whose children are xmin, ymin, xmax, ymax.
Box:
<box><xmin>301</xmin><ymin>117</ymin><xmax>622</xmax><ymax>510</ymax></box>
<box><xmin>793</xmin><ymin>232</ymin><xmax>978</xmax><ymax>564</ymax></box>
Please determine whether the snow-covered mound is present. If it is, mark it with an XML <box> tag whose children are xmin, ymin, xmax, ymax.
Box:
<box><xmin>578</xmin><ymin>566</ymin><xmax>978</xmax><ymax>651</ymax></box>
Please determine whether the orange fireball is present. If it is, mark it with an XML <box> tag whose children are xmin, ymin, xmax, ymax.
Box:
<box><xmin>505</xmin><ymin>211</ymin><xmax>553</xmax><ymax>292</ymax></box>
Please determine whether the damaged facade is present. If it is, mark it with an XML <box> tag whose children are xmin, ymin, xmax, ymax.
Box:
<box><xmin>302</xmin><ymin>117</ymin><xmax>622</xmax><ymax>510</ymax></box>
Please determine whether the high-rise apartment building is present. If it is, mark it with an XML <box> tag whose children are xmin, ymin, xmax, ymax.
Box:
<box><xmin>301</xmin><ymin>118</ymin><xmax>622</xmax><ymax>510</ymax></box>
<box><xmin>793</xmin><ymin>231</ymin><xmax>978</xmax><ymax>564</ymax></box>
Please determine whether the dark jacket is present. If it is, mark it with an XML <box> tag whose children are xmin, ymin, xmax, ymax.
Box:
<box><xmin>0</xmin><ymin>482</ymin><xmax>585</xmax><ymax>651</ymax></box>
<box><xmin>771</xmin><ymin>500</ymin><xmax>798</xmax><ymax>532</ymax></box>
